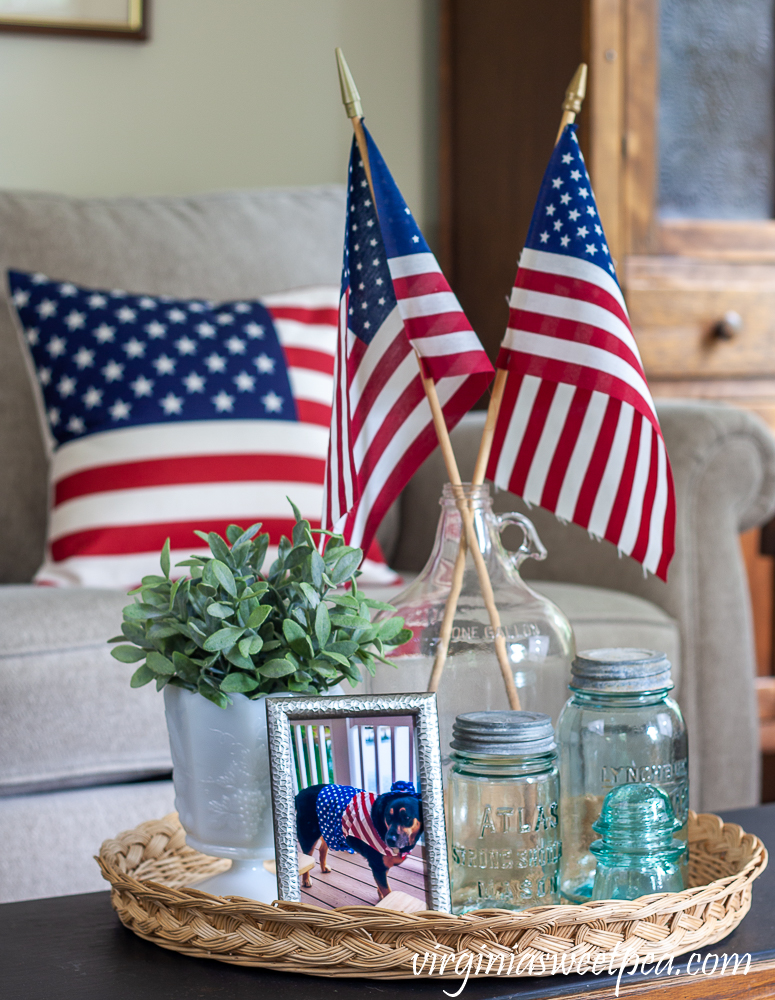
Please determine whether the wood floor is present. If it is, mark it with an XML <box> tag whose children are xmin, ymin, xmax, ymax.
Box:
<box><xmin>300</xmin><ymin>845</ymin><xmax>428</xmax><ymax>909</ymax></box>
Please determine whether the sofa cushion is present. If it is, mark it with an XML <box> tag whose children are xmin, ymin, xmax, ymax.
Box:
<box><xmin>361</xmin><ymin>577</ymin><xmax>682</xmax><ymax>690</ymax></box>
<box><xmin>8</xmin><ymin>271</ymin><xmax>395</xmax><ymax>589</ymax></box>
<box><xmin>0</xmin><ymin>586</ymin><xmax>172</xmax><ymax>796</ymax></box>
<box><xmin>1</xmin><ymin>577</ymin><xmax>680</xmax><ymax>799</ymax></box>
<box><xmin>0</xmin><ymin>779</ymin><xmax>175</xmax><ymax>903</ymax></box>
<box><xmin>0</xmin><ymin>185</ymin><xmax>347</xmax><ymax>583</ymax></box>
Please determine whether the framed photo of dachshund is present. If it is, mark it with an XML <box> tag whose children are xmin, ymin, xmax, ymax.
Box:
<box><xmin>266</xmin><ymin>692</ymin><xmax>451</xmax><ymax>913</ymax></box>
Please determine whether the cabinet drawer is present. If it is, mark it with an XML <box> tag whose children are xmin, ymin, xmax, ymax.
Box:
<box><xmin>624</xmin><ymin>256</ymin><xmax>775</xmax><ymax>378</ymax></box>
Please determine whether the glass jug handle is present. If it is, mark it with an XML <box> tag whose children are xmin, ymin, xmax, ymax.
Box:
<box><xmin>495</xmin><ymin>512</ymin><xmax>547</xmax><ymax>570</ymax></box>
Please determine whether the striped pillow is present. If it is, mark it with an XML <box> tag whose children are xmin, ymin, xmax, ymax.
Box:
<box><xmin>9</xmin><ymin>271</ymin><xmax>397</xmax><ymax>588</ymax></box>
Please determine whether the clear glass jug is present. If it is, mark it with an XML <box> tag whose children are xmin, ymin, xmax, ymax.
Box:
<box><xmin>369</xmin><ymin>484</ymin><xmax>574</xmax><ymax>754</ymax></box>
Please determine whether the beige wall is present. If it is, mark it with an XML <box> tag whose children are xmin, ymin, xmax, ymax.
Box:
<box><xmin>0</xmin><ymin>0</ymin><xmax>437</xmax><ymax>228</ymax></box>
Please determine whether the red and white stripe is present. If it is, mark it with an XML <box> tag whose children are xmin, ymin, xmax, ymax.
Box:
<box><xmin>341</xmin><ymin>791</ymin><xmax>404</xmax><ymax>858</ymax></box>
<box><xmin>37</xmin><ymin>287</ymin><xmax>394</xmax><ymax>588</ymax></box>
<box><xmin>324</xmin><ymin>276</ymin><xmax>492</xmax><ymax>556</ymax></box>
<box><xmin>389</xmin><ymin>252</ymin><xmax>492</xmax><ymax>381</ymax></box>
<box><xmin>487</xmin><ymin>249</ymin><xmax>675</xmax><ymax>580</ymax></box>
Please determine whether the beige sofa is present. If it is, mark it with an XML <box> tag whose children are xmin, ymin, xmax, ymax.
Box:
<box><xmin>1</xmin><ymin>185</ymin><xmax>774</xmax><ymax>903</ymax></box>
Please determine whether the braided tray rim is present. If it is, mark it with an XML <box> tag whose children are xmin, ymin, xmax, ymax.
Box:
<box><xmin>97</xmin><ymin>810</ymin><xmax>767</xmax><ymax>979</ymax></box>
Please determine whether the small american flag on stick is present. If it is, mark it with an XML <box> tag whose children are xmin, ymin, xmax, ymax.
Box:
<box><xmin>486</xmin><ymin>125</ymin><xmax>675</xmax><ymax>580</ymax></box>
<box><xmin>323</xmin><ymin>125</ymin><xmax>493</xmax><ymax>552</ymax></box>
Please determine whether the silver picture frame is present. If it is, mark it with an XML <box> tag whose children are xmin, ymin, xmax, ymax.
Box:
<box><xmin>266</xmin><ymin>691</ymin><xmax>451</xmax><ymax>913</ymax></box>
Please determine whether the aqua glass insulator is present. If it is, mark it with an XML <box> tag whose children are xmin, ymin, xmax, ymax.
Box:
<box><xmin>590</xmin><ymin>783</ymin><xmax>685</xmax><ymax>901</ymax></box>
<box><xmin>557</xmin><ymin>648</ymin><xmax>689</xmax><ymax>903</ymax></box>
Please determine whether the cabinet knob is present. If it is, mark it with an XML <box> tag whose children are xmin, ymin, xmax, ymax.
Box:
<box><xmin>713</xmin><ymin>311</ymin><xmax>743</xmax><ymax>340</ymax></box>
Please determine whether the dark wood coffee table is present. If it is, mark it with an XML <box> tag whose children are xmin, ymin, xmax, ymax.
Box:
<box><xmin>2</xmin><ymin>805</ymin><xmax>774</xmax><ymax>1000</ymax></box>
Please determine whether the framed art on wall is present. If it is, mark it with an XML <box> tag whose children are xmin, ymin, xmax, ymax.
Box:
<box><xmin>0</xmin><ymin>0</ymin><xmax>147</xmax><ymax>40</ymax></box>
<box><xmin>266</xmin><ymin>692</ymin><xmax>450</xmax><ymax>913</ymax></box>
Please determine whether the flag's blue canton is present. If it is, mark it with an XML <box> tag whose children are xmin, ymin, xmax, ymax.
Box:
<box><xmin>315</xmin><ymin>784</ymin><xmax>360</xmax><ymax>854</ymax></box>
<box><xmin>344</xmin><ymin>136</ymin><xmax>395</xmax><ymax>346</ymax></box>
<box><xmin>364</xmin><ymin>125</ymin><xmax>430</xmax><ymax>259</ymax></box>
<box><xmin>524</xmin><ymin>125</ymin><xmax>618</xmax><ymax>285</ymax></box>
<box><xmin>9</xmin><ymin>271</ymin><xmax>296</xmax><ymax>446</ymax></box>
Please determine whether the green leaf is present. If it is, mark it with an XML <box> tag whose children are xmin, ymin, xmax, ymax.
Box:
<box><xmin>377</xmin><ymin>617</ymin><xmax>407</xmax><ymax>642</ymax></box>
<box><xmin>120</xmin><ymin>621</ymin><xmax>147</xmax><ymax>645</ymax></box>
<box><xmin>197</xmin><ymin>681</ymin><xmax>230</xmax><ymax>709</ymax></box>
<box><xmin>146</xmin><ymin>651</ymin><xmax>175</xmax><ymax>676</ymax></box>
<box><xmin>328</xmin><ymin>548</ymin><xmax>363</xmax><ymax>584</ymax></box>
<box><xmin>223</xmin><ymin>647</ymin><xmax>255</xmax><ymax>669</ymax></box>
<box><xmin>210</xmin><ymin>559</ymin><xmax>237</xmax><ymax>597</ymax></box>
<box><xmin>232</xmin><ymin>522</ymin><xmax>263</xmax><ymax>549</ymax></box>
<box><xmin>310</xmin><ymin>549</ymin><xmax>325</xmax><ymax>589</ymax></box>
<box><xmin>238</xmin><ymin>637</ymin><xmax>255</xmax><ymax>658</ymax></box>
<box><xmin>111</xmin><ymin>645</ymin><xmax>146</xmax><ymax>663</ymax></box>
<box><xmin>308</xmin><ymin>661</ymin><xmax>340</xmax><ymax>679</ymax></box>
<box><xmin>287</xmin><ymin>680</ymin><xmax>317</xmax><ymax>693</ymax></box>
<box><xmin>207</xmin><ymin>602</ymin><xmax>235</xmax><ymax>619</ymax></box>
<box><xmin>122</xmin><ymin>603</ymin><xmax>153</xmax><ymax>622</ymax></box>
<box><xmin>147</xmin><ymin>623</ymin><xmax>180</xmax><ymax>640</ymax></box>
<box><xmin>327</xmin><ymin>594</ymin><xmax>360</xmax><ymax>609</ymax></box>
<box><xmin>206</xmin><ymin>532</ymin><xmax>234</xmax><ymax>566</ymax></box>
<box><xmin>326</xmin><ymin>640</ymin><xmax>358</xmax><ymax>656</ymax></box>
<box><xmin>330</xmin><ymin>614</ymin><xmax>372</xmax><ymax>630</ymax></box>
<box><xmin>203</xmin><ymin>626</ymin><xmax>245</xmax><ymax>651</ymax></box>
<box><xmin>171</xmin><ymin>652</ymin><xmax>201</xmax><ymax>683</ymax></box>
<box><xmin>315</xmin><ymin>603</ymin><xmax>331</xmax><ymax>648</ymax></box>
<box><xmin>246</xmin><ymin>604</ymin><xmax>271</xmax><ymax>629</ymax></box>
<box><xmin>298</xmin><ymin>582</ymin><xmax>320</xmax><ymax>608</ymax></box>
<box><xmin>285</xmin><ymin>545</ymin><xmax>312</xmax><ymax>569</ymax></box>
<box><xmin>252</xmin><ymin>533</ymin><xmax>269</xmax><ymax>573</ymax></box>
<box><xmin>225</xmin><ymin>524</ymin><xmax>244</xmax><ymax>545</ymax></box>
<box><xmin>283</xmin><ymin>618</ymin><xmax>314</xmax><ymax>657</ymax></box>
<box><xmin>362</xmin><ymin>598</ymin><xmax>396</xmax><ymax>611</ymax></box>
<box><xmin>257</xmin><ymin>658</ymin><xmax>296</xmax><ymax>678</ymax></box>
<box><xmin>169</xmin><ymin>577</ymin><xmax>182</xmax><ymax>608</ymax></box>
<box><xmin>130</xmin><ymin>664</ymin><xmax>155</xmax><ymax>688</ymax></box>
<box><xmin>160</xmin><ymin>538</ymin><xmax>171</xmax><ymax>579</ymax></box>
<box><xmin>333</xmin><ymin>659</ymin><xmax>362</xmax><ymax>682</ymax></box>
<box><xmin>321</xmin><ymin>650</ymin><xmax>350</xmax><ymax>667</ymax></box>
<box><xmin>288</xmin><ymin>497</ymin><xmax>303</xmax><ymax>524</ymax></box>
<box><xmin>391</xmin><ymin>627</ymin><xmax>412</xmax><ymax>646</ymax></box>
<box><xmin>220</xmin><ymin>671</ymin><xmax>259</xmax><ymax>693</ymax></box>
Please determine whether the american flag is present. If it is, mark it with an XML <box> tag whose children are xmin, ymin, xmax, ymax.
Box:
<box><xmin>9</xmin><ymin>272</ymin><xmax>393</xmax><ymax>587</ymax></box>
<box><xmin>486</xmin><ymin>126</ymin><xmax>675</xmax><ymax>580</ymax></box>
<box><xmin>323</xmin><ymin>126</ymin><xmax>493</xmax><ymax>550</ymax></box>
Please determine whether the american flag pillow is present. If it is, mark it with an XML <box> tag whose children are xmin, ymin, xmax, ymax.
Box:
<box><xmin>8</xmin><ymin>271</ymin><xmax>398</xmax><ymax>588</ymax></box>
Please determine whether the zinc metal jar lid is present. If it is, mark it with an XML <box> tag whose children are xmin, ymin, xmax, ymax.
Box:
<box><xmin>450</xmin><ymin>711</ymin><xmax>556</xmax><ymax>756</ymax></box>
<box><xmin>571</xmin><ymin>648</ymin><xmax>673</xmax><ymax>694</ymax></box>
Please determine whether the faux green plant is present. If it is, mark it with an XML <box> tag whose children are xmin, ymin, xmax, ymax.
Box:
<box><xmin>109</xmin><ymin>503</ymin><xmax>411</xmax><ymax>708</ymax></box>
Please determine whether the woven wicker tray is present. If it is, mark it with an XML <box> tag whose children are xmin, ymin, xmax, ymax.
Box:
<box><xmin>97</xmin><ymin>811</ymin><xmax>767</xmax><ymax>979</ymax></box>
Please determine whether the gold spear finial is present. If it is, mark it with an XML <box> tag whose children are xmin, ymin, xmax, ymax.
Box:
<box><xmin>336</xmin><ymin>47</ymin><xmax>363</xmax><ymax>120</ymax></box>
<box><xmin>562</xmin><ymin>62</ymin><xmax>588</xmax><ymax>115</ymax></box>
<box><xmin>555</xmin><ymin>63</ymin><xmax>588</xmax><ymax>144</ymax></box>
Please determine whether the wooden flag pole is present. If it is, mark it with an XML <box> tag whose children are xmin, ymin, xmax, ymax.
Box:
<box><xmin>426</xmin><ymin>62</ymin><xmax>588</xmax><ymax>698</ymax></box>
<box><xmin>335</xmin><ymin>48</ymin><xmax>520</xmax><ymax>710</ymax></box>
<box><xmin>474</xmin><ymin>63</ymin><xmax>588</xmax><ymax>483</ymax></box>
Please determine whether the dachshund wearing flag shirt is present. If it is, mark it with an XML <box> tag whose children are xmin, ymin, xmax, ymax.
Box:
<box><xmin>295</xmin><ymin>782</ymin><xmax>423</xmax><ymax>900</ymax></box>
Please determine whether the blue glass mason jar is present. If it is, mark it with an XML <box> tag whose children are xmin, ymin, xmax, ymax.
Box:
<box><xmin>447</xmin><ymin>711</ymin><xmax>561</xmax><ymax>914</ymax></box>
<box><xmin>557</xmin><ymin>649</ymin><xmax>688</xmax><ymax>903</ymax></box>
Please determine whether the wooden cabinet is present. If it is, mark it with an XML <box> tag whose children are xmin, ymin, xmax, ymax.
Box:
<box><xmin>439</xmin><ymin>1</ymin><xmax>775</xmax><ymax>778</ymax></box>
